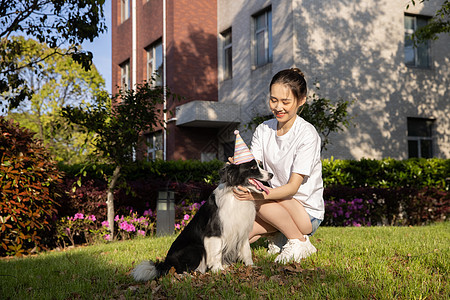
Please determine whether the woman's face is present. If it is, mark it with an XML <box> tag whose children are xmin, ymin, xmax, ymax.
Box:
<box><xmin>269</xmin><ymin>83</ymin><xmax>305</xmax><ymax>125</ymax></box>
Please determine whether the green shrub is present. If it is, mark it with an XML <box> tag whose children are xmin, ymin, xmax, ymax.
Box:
<box><xmin>58</xmin><ymin>159</ymin><xmax>224</xmax><ymax>183</ymax></box>
<box><xmin>0</xmin><ymin>118</ymin><xmax>63</xmax><ymax>256</ymax></box>
<box><xmin>322</xmin><ymin>157</ymin><xmax>449</xmax><ymax>189</ymax></box>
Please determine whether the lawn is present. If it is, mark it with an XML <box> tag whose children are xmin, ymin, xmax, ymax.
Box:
<box><xmin>1</xmin><ymin>223</ymin><xmax>448</xmax><ymax>299</ymax></box>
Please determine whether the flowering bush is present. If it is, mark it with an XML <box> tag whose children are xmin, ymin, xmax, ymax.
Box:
<box><xmin>56</xmin><ymin>208</ymin><xmax>157</xmax><ymax>247</ymax></box>
<box><xmin>113</xmin><ymin>209</ymin><xmax>155</xmax><ymax>240</ymax></box>
<box><xmin>56</xmin><ymin>213</ymin><xmax>102</xmax><ymax>247</ymax></box>
<box><xmin>325</xmin><ymin>198</ymin><xmax>374</xmax><ymax>227</ymax></box>
<box><xmin>174</xmin><ymin>200</ymin><xmax>205</xmax><ymax>233</ymax></box>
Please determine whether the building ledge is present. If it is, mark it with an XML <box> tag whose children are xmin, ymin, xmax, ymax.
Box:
<box><xmin>176</xmin><ymin>100</ymin><xmax>240</xmax><ymax>127</ymax></box>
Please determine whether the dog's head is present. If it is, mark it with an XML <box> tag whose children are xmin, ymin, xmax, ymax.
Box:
<box><xmin>219</xmin><ymin>160</ymin><xmax>273</xmax><ymax>194</ymax></box>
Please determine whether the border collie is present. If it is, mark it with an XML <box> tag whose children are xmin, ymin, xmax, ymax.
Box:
<box><xmin>132</xmin><ymin>160</ymin><xmax>273</xmax><ymax>281</ymax></box>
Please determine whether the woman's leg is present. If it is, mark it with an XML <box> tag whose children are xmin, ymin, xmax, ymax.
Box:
<box><xmin>278</xmin><ymin>199</ymin><xmax>313</xmax><ymax>236</ymax></box>
<box><xmin>249</xmin><ymin>200</ymin><xmax>311</xmax><ymax>242</ymax></box>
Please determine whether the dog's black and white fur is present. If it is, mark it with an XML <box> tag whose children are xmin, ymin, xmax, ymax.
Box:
<box><xmin>132</xmin><ymin>160</ymin><xmax>272</xmax><ymax>281</ymax></box>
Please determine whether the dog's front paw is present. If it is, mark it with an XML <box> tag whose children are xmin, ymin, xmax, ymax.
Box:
<box><xmin>210</xmin><ymin>265</ymin><xmax>225</xmax><ymax>273</ymax></box>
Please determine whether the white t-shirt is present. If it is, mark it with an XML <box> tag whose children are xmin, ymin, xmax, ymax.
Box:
<box><xmin>250</xmin><ymin>115</ymin><xmax>325</xmax><ymax>220</ymax></box>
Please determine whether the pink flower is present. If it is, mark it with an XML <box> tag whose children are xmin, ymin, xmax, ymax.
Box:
<box><xmin>89</xmin><ymin>215</ymin><xmax>96</xmax><ymax>221</ymax></box>
<box><xmin>102</xmin><ymin>221</ymin><xmax>109</xmax><ymax>227</ymax></box>
<box><xmin>137</xmin><ymin>230</ymin><xmax>145</xmax><ymax>236</ymax></box>
<box><xmin>74</xmin><ymin>213</ymin><xmax>84</xmax><ymax>220</ymax></box>
<box><xmin>183</xmin><ymin>214</ymin><xmax>190</xmax><ymax>221</ymax></box>
<box><xmin>175</xmin><ymin>224</ymin><xmax>181</xmax><ymax>230</ymax></box>
<box><xmin>104</xmin><ymin>234</ymin><xmax>111</xmax><ymax>241</ymax></box>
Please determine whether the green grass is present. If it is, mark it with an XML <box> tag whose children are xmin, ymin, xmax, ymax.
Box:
<box><xmin>1</xmin><ymin>223</ymin><xmax>448</xmax><ymax>299</ymax></box>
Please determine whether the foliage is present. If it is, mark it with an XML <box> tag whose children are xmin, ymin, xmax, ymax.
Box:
<box><xmin>407</xmin><ymin>0</ymin><xmax>450</xmax><ymax>44</ymax></box>
<box><xmin>0</xmin><ymin>0</ymin><xmax>106</xmax><ymax>112</ymax></box>
<box><xmin>247</xmin><ymin>83</ymin><xmax>355</xmax><ymax>151</ymax></box>
<box><xmin>174</xmin><ymin>200</ymin><xmax>206</xmax><ymax>233</ymax></box>
<box><xmin>61</xmin><ymin>81</ymin><xmax>169</xmax><ymax>238</ymax></box>
<box><xmin>0</xmin><ymin>117</ymin><xmax>63</xmax><ymax>256</ymax></box>
<box><xmin>62</xmin><ymin>83</ymin><xmax>166</xmax><ymax>166</ymax></box>
<box><xmin>322</xmin><ymin>157</ymin><xmax>450</xmax><ymax>190</ymax></box>
<box><xmin>54</xmin><ymin>199</ymin><xmax>206</xmax><ymax>248</ymax></box>
<box><xmin>323</xmin><ymin>186</ymin><xmax>449</xmax><ymax>226</ymax></box>
<box><xmin>4</xmin><ymin>37</ymin><xmax>105</xmax><ymax>164</ymax></box>
<box><xmin>59</xmin><ymin>159</ymin><xmax>224</xmax><ymax>183</ymax></box>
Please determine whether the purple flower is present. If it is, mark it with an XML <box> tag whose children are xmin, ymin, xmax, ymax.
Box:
<box><xmin>143</xmin><ymin>209</ymin><xmax>153</xmax><ymax>217</ymax></box>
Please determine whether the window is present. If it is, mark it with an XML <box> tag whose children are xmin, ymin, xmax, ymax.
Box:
<box><xmin>404</xmin><ymin>14</ymin><xmax>430</xmax><ymax>68</ymax></box>
<box><xmin>146</xmin><ymin>40</ymin><xmax>163</xmax><ymax>87</ymax></box>
<box><xmin>407</xmin><ymin>117</ymin><xmax>434</xmax><ymax>158</ymax></box>
<box><xmin>221</xmin><ymin>29</ymin><xmax>232</xmax><ymax>80</ymax></box>
<box><xmin>120</xmin><ymin>0</ymin><xmax>130</xmax><ymax>23</ymax></box>
<box><xmin>146</xmin><ymin>131</ymin><xmax>163</xmax><ymax>161</ymax></box>
<box><xmin>253</xmin><ymin>8</ymin><xmax>272</xmax><ymax>67</ymax></box>
<box><xmin>120</xmin><ymin>61</ymin><xmax>130</xmax><ymax>90</ymax></box>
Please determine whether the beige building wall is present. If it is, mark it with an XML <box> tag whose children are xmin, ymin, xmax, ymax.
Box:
<box><xmin>218</xmin><ymin>0</ymin><xmax>449</xmax><ymax>159</ymax></box>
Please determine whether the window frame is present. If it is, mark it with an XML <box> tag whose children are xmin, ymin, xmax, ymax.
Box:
<box><xmin>407</xmin><ymin>117</ymin><xmax>435</xmax><ymax>158</ymax></box>
<box><xmin>120</xmin><ymin>0</ymin><xmax>130</xmax><ymax>23</ymax></box>
<box><xmin>253</xmin><ymin>7</ymin><xmax>272</xmax><ymax>68</ymax></box>
<box><xmin>404</xmin><ymin>14</ymin><xmax>431</xmax><ymax>68</ymax></box>
<box><xmin>146</xmin><ymin>40</ymin><xmax>163</xmax><ymax>87</ymax></box>
<box><xmin>146</xmin><ymin>131</ymin><xmax>163</xmax><ymax>161</ymax></box>
<box><xmin>120</xmin><ymin>60</ymin><xmax>130</xmax><ymax>90</ymax></box>
<box><xmin>221</xmin><ymin>28</ymin><xmax>233</xmax><ymax>80</ymax></box>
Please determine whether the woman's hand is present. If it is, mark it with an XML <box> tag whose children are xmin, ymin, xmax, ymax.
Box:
<box><xmin>233</xmin><ymin>186</ymin><xmax>266</xmax><ymax>201</ymax></box>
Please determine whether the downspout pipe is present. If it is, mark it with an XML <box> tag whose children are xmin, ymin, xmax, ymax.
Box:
<box><xmin>163</xmin><ymin>0</ymin><xmax>167</xmax><ymax>161</ymax></box>
<box><xmin>132</xmin><ymin>0</ymin><xmax>137</xmax><ymax>88</ymax></box>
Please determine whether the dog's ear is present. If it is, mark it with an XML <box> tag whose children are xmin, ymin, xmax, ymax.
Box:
<box><xmin>219</xmin><ymin>164</ymin><xmax>239</xmax><ymax>186</ymax></box>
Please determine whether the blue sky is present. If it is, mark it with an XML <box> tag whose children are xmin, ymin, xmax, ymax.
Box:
<box><xmin>82</xmin><ymin>1</ymin><xmax>112</xmax><ymax>93</ymax></box>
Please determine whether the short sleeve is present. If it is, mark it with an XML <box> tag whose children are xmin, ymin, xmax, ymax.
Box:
<box><xmin>291</xmin><ymin>128</ymin><xmax>321</xmax><ymax>177</ymax></box>
<box><xmin>250</xmin><ymin>124</ymin><xmax>264</xmax><ymax>162</ymax></box>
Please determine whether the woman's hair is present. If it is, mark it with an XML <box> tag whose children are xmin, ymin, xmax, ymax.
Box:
<box><xmin>269</xmin><ymin>68</ymin><xmax>307</xmax><ymax>102</ymax></box>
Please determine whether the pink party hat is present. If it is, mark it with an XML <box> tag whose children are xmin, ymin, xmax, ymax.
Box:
<box><xmin>233</xmin><ymin>130</ymin><xmax>255</xmax><ymax>164</ymax></box>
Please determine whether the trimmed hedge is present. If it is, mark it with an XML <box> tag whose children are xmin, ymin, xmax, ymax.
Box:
<box><xmin>60</xmin><ymin>158</ymin><xmax>450</xmax><ymax>191</ymax></box>
<box><xmin>322</xmin><ymin>157</ymin><xmax>449</xmax><ymax>189</ymax></box>
<box><xmin>57</xmin><ymin>158</ymin><xmax>449</xmax><ymax>229</ymax></box>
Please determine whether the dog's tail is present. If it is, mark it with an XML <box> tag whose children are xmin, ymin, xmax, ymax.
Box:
<box><xmin>132</xmin><ymin>260</ymin><xmax>172</xmax><ymax>281</ymax></box>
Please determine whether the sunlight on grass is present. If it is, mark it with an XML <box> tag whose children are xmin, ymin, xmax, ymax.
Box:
<box><xmin>0</xmin><ymin>223</ymin><xmax>448</xmax><ymax>299</ymax></box>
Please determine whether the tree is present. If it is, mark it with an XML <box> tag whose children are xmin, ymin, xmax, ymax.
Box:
<box><xmin>407</xmin><ymin>0</ymin><xmax>450</xmax><ymax>44</ymax></box>
<box><xmin>61</xmin><ymin>83</ymin><xmax>169</xmax><ymax>239</ymax></box>
<box><xmin>246</xmin><ymin>83</ymin><xmax>355</xmax><ymax>152</ymax></box>
<box><xmin>0</xmin><ymin>0</ymin><xmax>106</xmax><ymax>112</ymax></box>
<box><xmin>4</xmin><ymin>37</ymin><xmax>105</xmax><ymax>163</ymax></box>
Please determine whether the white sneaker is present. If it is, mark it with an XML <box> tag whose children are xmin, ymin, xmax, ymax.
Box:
<box><xmin>274</xmin><ymin>236</ymin><xmax>317</xmax><ymax>264</ymax></box>
<box><xmin>267</xmin><ymin>232</ymin><xmax>287</xmax><ymax>255</ymax></box>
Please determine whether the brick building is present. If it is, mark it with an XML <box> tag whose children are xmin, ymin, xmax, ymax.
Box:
<box><xmin>112</xmin><ymin>0</ymin><xmax>221</xmax><ymax>161</ymax></box>
<box><xmin>112</xmin><ymin>0</ymin><xmax>449</xmax><ymax>161</ymax></box>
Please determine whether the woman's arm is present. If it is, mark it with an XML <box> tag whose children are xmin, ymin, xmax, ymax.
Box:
<box><xmin>234</xmin><ymin>172</ymin><xmax>304</xmax><ymax>201</ymax></box>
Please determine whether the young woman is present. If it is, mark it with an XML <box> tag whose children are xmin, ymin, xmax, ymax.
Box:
<box><xmin>233</xmin><ymin>68</ymin><xmax>324</xmax><ymax>263</ymax></box>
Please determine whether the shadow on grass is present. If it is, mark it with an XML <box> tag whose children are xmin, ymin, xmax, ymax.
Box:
<box><xmin>0</xmin><ymin>247</ymin><xmax>134</xmax><ymax>299</ymax></box>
